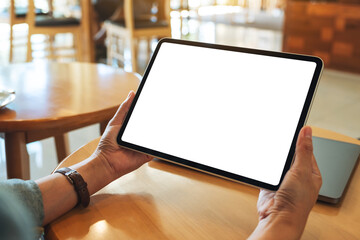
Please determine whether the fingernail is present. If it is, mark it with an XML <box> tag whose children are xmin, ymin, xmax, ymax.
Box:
<box><xmin>127</xmin><ymin>91</ymin><xmax>133</xmax><ymax>99</ymax></box>
<box><xmin>304</xmin><ymin>127</ymin><xmax>312</xmax><ymax>139</ymax></box>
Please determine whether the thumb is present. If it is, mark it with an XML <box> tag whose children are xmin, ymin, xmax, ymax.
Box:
<box><xmin>292</xmin><ymin>126</ymin><xmax>314</xmax><ymax>173</ymax></box>
<box><xmin>108</xmin><ymin>91</ymin><xmax>135</xmax><ymax>126</ymax></box>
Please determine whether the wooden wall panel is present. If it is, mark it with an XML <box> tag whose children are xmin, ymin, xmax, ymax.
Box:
<box><xmin>283</xmin><ymin>1</ymin><xmax>360</xmax><ymax>73</ymax></box>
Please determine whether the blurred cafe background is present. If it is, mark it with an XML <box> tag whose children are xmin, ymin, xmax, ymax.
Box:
<box><xmin>0</xmin><ymin>0</ymin><xmax>359</xmax><ymax>180</ymax></box>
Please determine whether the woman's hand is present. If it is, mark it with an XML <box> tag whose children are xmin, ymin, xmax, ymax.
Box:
<box><xmin>37</xmin><ymin>91</ymin><xmax>152</xmax><ymax>225</ymax></box>
<box><xmin>94</xmin><ymin>91</ymin><xmax>153</xmax><ymax>180</ymax></box>
<box><xmin>248</xmin><ymin>126</ymin><xmax>322</xmax><ymax>240</ymax></box>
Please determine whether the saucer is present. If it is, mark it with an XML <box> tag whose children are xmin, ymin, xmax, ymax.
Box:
<box><xmin>0</xmin><ymin>90</ymin><xmax>16</xmax><ymax>109</ymax></box>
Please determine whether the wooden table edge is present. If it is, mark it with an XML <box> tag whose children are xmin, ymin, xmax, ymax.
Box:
<box><xmin>0</xmin><ymin>106</ymin><xmax>120</xmax><ymax>132</ymax></box>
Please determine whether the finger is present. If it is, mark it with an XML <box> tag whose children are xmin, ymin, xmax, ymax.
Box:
<box><xmin>108</xmin><ymin>91</ymin><xmax>135</xmax><ymax>126</ymax></box>
<box><xmin>291</xmin><ymin>126</ymin><xmax>314</xmax><ymax>173</ymax></box>
<box><xmin>257</xmin><ymin>189</ymin><xmax>275</xmax><ymax>219</ymax></box>
<box><xmin>311</xmin><ymin>155</ymin><xmax>322</xmax><ymax>191</ymax></box>
<box><xmin>311</xmin><ymin>155</ymin><xmax>321</xmax><ymax>177</ymax></box>
<box><xmin>145</xmin><ymin>154</ymin><xmax>154</xmax><ymax>161</ymax></box>
<box><xmin>258</xmin><ymin>189</ymin><xmax>274</xmax><ymax>206</ymax></box>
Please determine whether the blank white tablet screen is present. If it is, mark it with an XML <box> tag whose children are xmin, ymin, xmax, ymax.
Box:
<box><xmin>122</xmin><ymin>42</ymin><xmax>317</xmax><ymax>186</ymax></box>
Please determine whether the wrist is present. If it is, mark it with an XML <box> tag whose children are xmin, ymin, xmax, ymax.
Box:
<box><xmin>248</xmin><ymin>214</ymin><xmax>306</xmax><ymax>240</ymax></box>
<box><xmin>71</xmin><ymin>154</ymin><xmax>114</xmax><ymax>195</ymax></box>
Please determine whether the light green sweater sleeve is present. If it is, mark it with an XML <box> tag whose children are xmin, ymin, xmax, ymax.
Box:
<box><xmin>0</xmin><ymin>179</ymin><xmax>44</xmax><ymax>239</ymax></box>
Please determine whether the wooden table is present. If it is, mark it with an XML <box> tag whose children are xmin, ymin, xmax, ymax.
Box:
<box><xmin>46</xmin><ymin>127</ymin><xmax>360</xmax><ymax>239</ymax></box>
<box><xmin>0</xmin><ymin>62</ymin><xmax>140</xmax><ymax>179</ymax></box>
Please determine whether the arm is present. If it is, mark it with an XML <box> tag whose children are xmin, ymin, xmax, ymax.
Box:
<box><xmin>248</xmin><ymin>126</ymin><xmax>322</xmax><ymax>240</ymax></box>
<box><xmin>36</xmin><ymin>91</ymin><xmax>152</xmax><ymax>225</ymax></box>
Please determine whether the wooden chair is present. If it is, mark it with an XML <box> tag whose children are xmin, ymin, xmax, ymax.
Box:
<box><xmin>105</xmin><ymin>0</ymin><xmax>171</xmax><ymax>73</ymax></box>
<box><xmin>0</xmin><ymin>0</ymin><xmax>47</xmax><ymax>62</ymax></box>
<box><xmin>26</xmin><ymin>0</ymin><xmax>83</xmax><ymax>62</ymax></box>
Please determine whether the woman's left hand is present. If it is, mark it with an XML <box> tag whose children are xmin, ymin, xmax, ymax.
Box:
<box><xmin>94</xmin><ymin>91</ymin><xmax>153</xmax><ymax>180</ymax></box>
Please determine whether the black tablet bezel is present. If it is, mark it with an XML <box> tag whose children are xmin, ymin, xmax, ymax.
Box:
<box><xmin>117</xmin><ymin>38</ymin><xmax>323</xmax><ymax>191</ymax></box>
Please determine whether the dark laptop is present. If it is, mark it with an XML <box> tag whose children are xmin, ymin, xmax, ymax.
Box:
<box><xmin>313</xmin><ymin>136</ymin><xmax>360</xmax><ymax>204</ymax></box>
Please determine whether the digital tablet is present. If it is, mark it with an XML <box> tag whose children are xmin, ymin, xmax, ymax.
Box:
<box><xmin>117</xmin><ymin>38</ymin><xmax>323</xmax><ymax>190</ymax></box>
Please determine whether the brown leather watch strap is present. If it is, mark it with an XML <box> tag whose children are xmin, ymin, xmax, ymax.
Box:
<box><xmin>55</xmin><ymin>167</ymin><xmax>90</xmax><ymax>208</ymax></box>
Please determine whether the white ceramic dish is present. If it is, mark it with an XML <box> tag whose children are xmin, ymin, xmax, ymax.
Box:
<box><xmin>0</xmin><ymin>90</ymin><xmax>16</xmax><ymax>109</ymax></box>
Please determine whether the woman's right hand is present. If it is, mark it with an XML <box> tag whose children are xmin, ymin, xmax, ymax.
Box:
<box><xmin>248</xmin><ymin>126</ymin><xmax>322</xmax><ymax>240</ymax></box>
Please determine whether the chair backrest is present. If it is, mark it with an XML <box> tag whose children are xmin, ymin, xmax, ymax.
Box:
<box><xmin>26</xmin><ymin>0</ymin><xmax>77</xmax><ymax>28</ymax></box>
<box><xmin>124</xmin><ymin>0</ymin><xmax>134</xmax><ymax>31</ymax></box>
<box><xmin>26</xmin><ymin>0</ymin><xmax>84</xmax><ymax>31</ymax></box>
<box><xmin>7</xmin><ymin>0</ymin><xmax>27</xmax><ymax>25</ymax></box>
<box><xmin>26</xmin><ymin>0</ymin><xmax>36</xmax><ymax>28</ymax></box>
<box><xmin>157</xmin><ymin>0</ymin><xmax>171</xmax><ymax>23</ymax></box>
<box><xmin>124</xmin><ymin>0</ymin><xmax>171</xmax><ymax>31</ymax></box>
<box><xmin>9</xmin><ymin>0</ymin><xmax>16</xmax><ymax>24</ymax></box>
